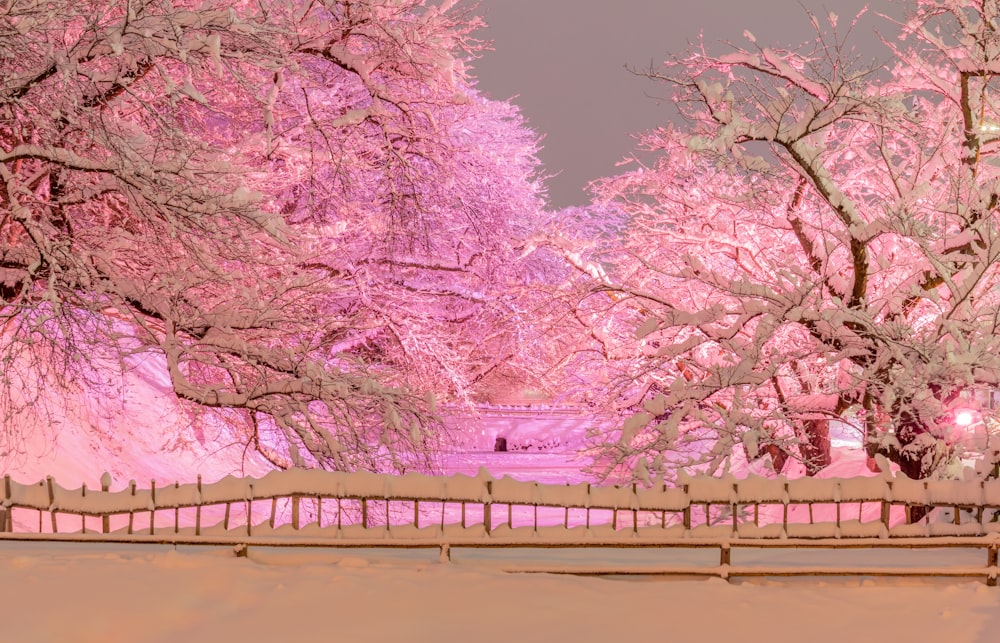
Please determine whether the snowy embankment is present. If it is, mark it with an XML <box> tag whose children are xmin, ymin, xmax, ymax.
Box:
<box><xmin>2</xmin><ymin>349</ymin><xmax>269</xmax><ymax>490</ymax></box>
<box><xmin>0</xmin><ymin>540</ymin><xmax>999</xmax><ymax>643</ymax></box>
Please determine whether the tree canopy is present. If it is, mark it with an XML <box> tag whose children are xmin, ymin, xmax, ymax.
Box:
<box><xmin>11</xmin><ymin>0</ymin><xmax>1000</xmax><ymax>485</ymax></box>
<box><xmin>0</xmin><ymin>0</ymin><xmax>547</xmax><ymax>472</ymax></box>
<box><xmin>558</xmin><ymin>0</ymin><xmax>1000</xmax><ymax>483</ymax></box>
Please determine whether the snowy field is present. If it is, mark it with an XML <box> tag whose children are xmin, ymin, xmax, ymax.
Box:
<box><xmin>1</xmin><ymin>540</ymin><xmax>998</xmax><ymax>643</ymax></box>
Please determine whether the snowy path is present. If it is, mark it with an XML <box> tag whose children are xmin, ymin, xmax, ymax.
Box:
<box><xmin>440</xmin><ymin>451</ymin><xmax>589</xmax><ymax>484</ymax></box>
<box><xmin>1</xmin><ymin>540</ymin><xmax>998</xmax><ymax>643</ymax></box>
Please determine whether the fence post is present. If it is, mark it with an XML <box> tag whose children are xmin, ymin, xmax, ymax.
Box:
<box><xmin>720</xmin><ymin>543</ymin><xmax>731</xmax><ymax>583</ymax></box>
<box><xmin>731</xmin><ymin>481</ymin><xmax>738</xmax><ymax>534</ymax></box>
<box><xmin>988</xmin><ymin>545</ymin><xmax>998</xmax><ymax>587</ymax></box>
<box><xmin>128</xmin><ymin>480</ymin><xmax>136</xmax><ymax>535</ymax></box>
<box><xmin>633</xmin><ymin>483</ymin><xmax>639</xmax><ymax>534</ymax></box>
<box><xmin>150</xmin><ymin>479</ymin><xmax>156</xmax><ymax>536</ymax></box>
<box><xmin>247</xmin><ymin>483</ymin><xmax>254</xmax><ymax>537</ymax></box>
<box><xmin>565</xmin><ymin>483</ymin><xmax>571</xmax><ymax>529</ymax></box>
<box><xmin>782</xmin><ymin>482</ymin><xmax>789</xmax><ymax>533</ymax></box>
<box><xmin>484</xmin><ymin>481</ymin><xmax>492</xmax><ymax>535</ymax></box>
<box><xmin>978</xmin><ymin>481</ymin><xmax>986</xmax><ymax>525</ymax></box>
<box><xmin>292</xmin><ymin>495</ymin><xmax>300</xmax><ymax>530</ymax></box>
<box><xmin>46</xmin><ymin>476</ymin><xmax>56</xmax><ymax>534</ymax></box>
<box><xmin>100</xmin><ymin>472</ymin><xmax>111</xmax><ymax>534</ymax></box>
<box><xmin>80</xmin><ymin>483</ymin><xmax>87</xmax><ymax>534</ymax></box>
<box><xmin>174</xmin><ymin>481</ymin><xmax>180</xmax><ymax>534</ymax></box>
<box><xmin>195</xmin><ymin>475</ymin><xmax>202</xmax><ymax>537</ymax></box>
<box><xmin>682</xmin><ymin>484</ymin><xmax>691</xmax><ymax>530</ymax></box>
<box><xmin>0</xmin><ymin>487</ymin><xmax>5</xmax><ymax>533</ymax></box>
<box><xmin>2</xmin><ymin>474</ymin><xmax>10</xmax><ymax>533</ymax></box>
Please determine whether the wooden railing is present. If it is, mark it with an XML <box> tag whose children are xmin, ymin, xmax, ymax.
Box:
<box><xmin>3</xmin><ymin>470</ymin><xmax>1000</xmax><ymax>539</ymax></box>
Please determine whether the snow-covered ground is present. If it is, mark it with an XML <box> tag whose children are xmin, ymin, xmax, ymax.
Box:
<box><xmin>1</xmin><ymin>540</ymin><xmax>998</xmax><ymax>643</ymax></box>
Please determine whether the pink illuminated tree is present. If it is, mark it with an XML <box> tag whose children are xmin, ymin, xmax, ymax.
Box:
<box><xmin>0</xmin><ymin>0</ymin><xmax>546</xmax><ymax>471</ymax></box>
<box><xmin>565</xmin><ymin>1</ymin><xmax>1000</xmax><ymax>483</ymax></box>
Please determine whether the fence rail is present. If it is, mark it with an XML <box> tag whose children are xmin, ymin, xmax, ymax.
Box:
<box><xmin>0</xmin><ymin>530</ymin><xmax>995</xmax><ymax>584</ymax></box>
<box><xmin>5</xmin><ymin>470</ymin><xmax>1000</xmax><ymax>583</ymax></box>
<box><xmin>3</xmin><ymin>470</ymin><xmax>1000</xmax><ymax>540</ymax></box>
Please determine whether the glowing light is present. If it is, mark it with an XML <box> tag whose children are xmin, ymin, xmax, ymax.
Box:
<box><xmin>955</xmin><ymin>410</ymin><xmax>976</xmax><ymax>427</ymax></box>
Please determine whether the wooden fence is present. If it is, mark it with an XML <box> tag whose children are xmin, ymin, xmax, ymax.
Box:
<box><xmin>3</xmin><ymin>470</ymin><xmax>1000</xmax><ymax>539</ymax></box>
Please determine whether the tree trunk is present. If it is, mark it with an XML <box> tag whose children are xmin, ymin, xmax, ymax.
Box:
<box><xmin>799</xmin><ymin>419</ymin><xmax>832</xmax><ymax>476</ymax></box>
<box><xmin>886</xmin><ymin>417</ymin><xmax>936</xmax><ymax>523</ymax></box>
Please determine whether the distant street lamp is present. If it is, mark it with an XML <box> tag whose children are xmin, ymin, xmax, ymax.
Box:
<box><xmin>955</xmin><ymin>409</ymin><xmax>976</xmax><ymax>427</ymax></box>
<box><xmin>973</xmin><ymin>122</ymin><xmax>1000</xmax><ymax>165</ymax></box>
<box><xmin>975</xmin><ymin>122</ymin><xmax>1000</xmax><ymax>142</ymax></box>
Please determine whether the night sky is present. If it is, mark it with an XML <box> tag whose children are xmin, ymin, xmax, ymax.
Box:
<box><xmin>467</xmin><ymin>0</ymin><xmax>902</xmax><ymax>209</ymax></box>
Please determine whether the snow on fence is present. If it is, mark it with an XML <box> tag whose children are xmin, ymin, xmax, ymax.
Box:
<box><xmin>4</xmin><ymin>471</ymin><xmax>1000</xmax><ymax>540</ymax></box>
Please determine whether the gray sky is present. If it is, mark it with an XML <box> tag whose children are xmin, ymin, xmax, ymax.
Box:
<box><xmin>466</xmin><ymin>1</ymin><xmax>901</xmax><ymax>209</ymax></box>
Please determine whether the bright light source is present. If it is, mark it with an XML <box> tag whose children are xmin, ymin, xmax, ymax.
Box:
<box><xmin>955</xmin><ymin>410</ymin><xmax>976</xmax><ymax>427</ymax></box>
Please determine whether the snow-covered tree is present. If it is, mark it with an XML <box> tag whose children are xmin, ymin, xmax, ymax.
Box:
<box><xmin>0</xmin><ymin>0</ymin><xmax>545</xmax><ymax>472</ymax></box>
<box><xmin>565</xmin><ymin>1</ymin><xmax>1000</xmax><ymax>483</ymax></box>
